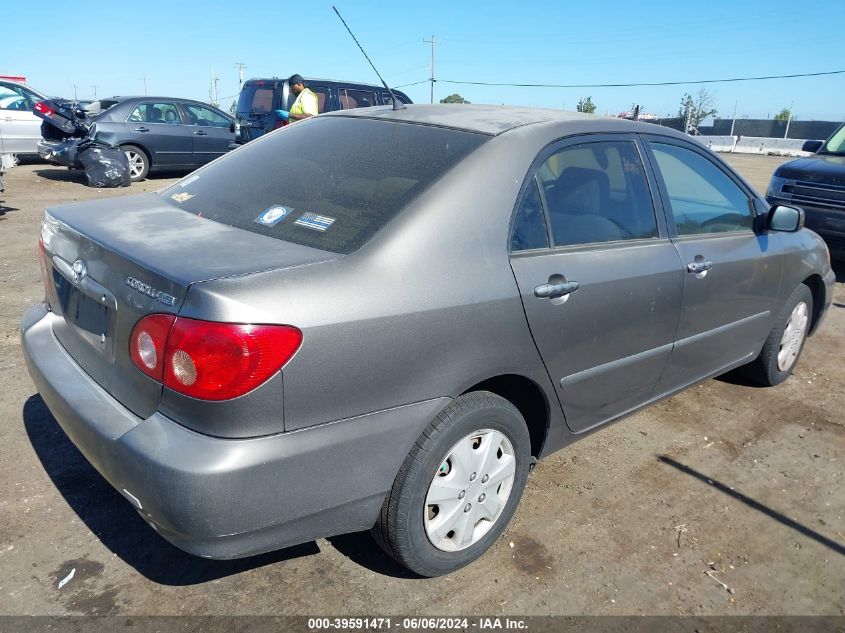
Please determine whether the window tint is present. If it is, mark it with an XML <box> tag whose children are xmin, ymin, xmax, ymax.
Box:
<box><xmin>0</xmin><ymin>84</ymin><xmax>32</xmax><ymax>110</ymax></box>
<box><xmin>128</xmin><ymin>102</ymin><xmax>181</xmax><ymax>124</ymax></box>
<box><xmin>539</xmin><ymin>141</ymin><xmax>657</xmax><ymax>247</ymax></box>
<box><xmin>339</xmin><ymin>88</ymin><xmax>378</xmax><ymax>110</ymax></box>
<box><xmin>183</xmin><ymin>103</ymin><xmax>229</xmax><ymax>127</ymax></box>
<box><xmin>237</xmin><ymin>85</ymin><xmax>275</xmax><ymax>113</ymax></box>
<box><xmin>382</xmin><ymin>93</ymin><xmax>410</xmax><ymax>106</ymax></box>
<box><xmin>511</xmin><ymin>179</ymin><xmax>549</xmax><ymax>251</ymax></box>
<box><xmin>650</xmin><ymin>143</ymin><xmax>752</xmax><ymax>234</ymax></box>
<box><xmin>160</xmin><ymin>118</ymin><xmax>487</xmax><ymax>254</ymax></box>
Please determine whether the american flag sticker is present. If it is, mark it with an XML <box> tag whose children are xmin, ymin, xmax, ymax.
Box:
<box><xmin>295</xmin><ymin>212</ymin><xmax>336</xmax><ymax>232</ymax></box>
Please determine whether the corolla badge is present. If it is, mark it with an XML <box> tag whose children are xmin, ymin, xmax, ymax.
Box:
<box><xmin>71</xmin><ymin>259</ymin><xmax>87</xmax><ymax>284</ymax></box>
<box><xmin>125</xmin><ymin>276</ymin><xmax>177</xmax><ymax>306</ymax></box>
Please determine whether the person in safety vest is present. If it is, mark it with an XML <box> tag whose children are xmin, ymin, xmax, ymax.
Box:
<box><xmin>276</xmin><ymin>74</ymin><xmax>318</xmax><ymax>124</ymax></box>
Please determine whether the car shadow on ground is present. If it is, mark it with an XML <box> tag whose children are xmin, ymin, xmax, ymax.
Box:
<box><xmin>327</xmin><ymin>532</ymin><xmax>422</xmax><ymax>579</ymax></box>
<box><xmin>657</xmin><ymin>455</ymin><xmax>845</xmax><ymax>557</ymax></box>
<box><xmin>23</xmin><ymin>394</ymin><xmax>320</xmax><ymax>586</ymax></box>
<box><xmin>34</xmin><ymin>168</ymin><xmax>87</xmax><ymax>184</ymax></box>
<box><xmin>0</xmin><ymin>202</ymin><xmax>20</xmax><ymax>219</ymax></box>
<box><xmin>35</xmin><ymin>168</ymin><xmax>190</xmax><ymax>185</ymax></box>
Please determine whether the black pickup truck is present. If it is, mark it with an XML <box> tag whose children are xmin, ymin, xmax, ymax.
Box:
<box><xmin>767</xmin><ymin>123</ymin><xmax>845</xmax><ymax>259</ymax></box>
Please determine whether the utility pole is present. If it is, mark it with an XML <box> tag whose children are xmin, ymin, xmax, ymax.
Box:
<box><xmin>234</xmin><ymin>62</ymin><xmax>247</xmax><ymax>86</ymax></box>
<box><xmin>91</xmin><ymin>85</ymin><xmax>98</xmax><ymax>99</ymax></box>
<box><xmin>141</xmin><ymin>75</ymin><xmax>147</xmax><ymax>96</ymax></box>
<box><xmin>729</xmin><ymin>100</ymin><xmax>737</xmax><ymax>136</ymax></box>
<box><xmin>72</xmin><ymin>84</ymin><xmax>78</xmax><ymax>101</ymax></box>
<box><xmin>423</xmin><ymin>35</ymin><xmax>437</xmax><ymax>104</ymax></box>
<box><xmin>209</xmin><ymin>65</ymin><xmax>220</xmax><ymax>106</ymax></box>
<box><xmin>784</xmin><ymin>100</ymin><xmax>794</xmax><ymax>139</ymax></box>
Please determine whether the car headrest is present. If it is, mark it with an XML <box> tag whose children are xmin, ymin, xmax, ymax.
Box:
<box><xmin>551</xmin><ymin>166</ymin><xmax>610</xmax><ymax>215</ymax></box>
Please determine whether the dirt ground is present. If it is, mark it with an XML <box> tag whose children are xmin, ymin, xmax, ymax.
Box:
<box><xmin>0</xmin><ymin>155</ymin><xmax>842</xmax><ymax>616</ymax></box>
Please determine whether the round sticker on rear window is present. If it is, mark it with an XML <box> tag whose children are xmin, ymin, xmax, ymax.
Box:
<box><xmin>255</xmin><ymin>206</ymin><xmax>290</xmax><ymax>226</ymax></box>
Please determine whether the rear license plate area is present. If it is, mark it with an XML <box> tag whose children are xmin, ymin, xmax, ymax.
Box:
<box><xmin>53</xmin><ymin>269</ymin><xmax>115</xmax><ymax>353</ymax></box>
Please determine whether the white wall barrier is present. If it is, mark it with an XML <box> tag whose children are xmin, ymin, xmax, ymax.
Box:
<box><xmin>691</xmin><ymin>135</ymin><xmax>813</xmax><ymax>156</ymax></box>
<box><xmin>692</xmin><ymin>135</ymin><xmax>737</xmax><ymax>152</ymax></box>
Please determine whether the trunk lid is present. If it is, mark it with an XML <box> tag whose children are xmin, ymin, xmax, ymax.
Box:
<box><xmin>41</xmin><ymin>193</ymin><xmax>335</xmax><ymax>419</ymax></box>
<box><xmin>236</xmin><ymin>80</ymin><xmax>283</xmax><ymax>142</ymax></box>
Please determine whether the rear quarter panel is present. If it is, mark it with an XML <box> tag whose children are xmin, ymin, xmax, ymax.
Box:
<box><xmin>180</xmin><ymin>127</ymin><xmax>565</xmax><ymax>442</ymax></box>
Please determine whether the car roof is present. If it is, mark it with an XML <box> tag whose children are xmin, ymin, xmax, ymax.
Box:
<box><xmin>107</xmin><ymin>96</ymin><xmax>213</xmax><ymax>103</ymax></box>
<box><xmin>0</xmin><ymin>79</ymin><xmax>47</xmax><ymax>97</ymax></box>
<box><xmin>322</xmin><ymin>103</ymin><xmax>688</xmax><ymax>138</ymax></box>
<box><xmin>245</xmin><ymin>77</ymin><xmax>406</xmax><ymax>91</ymax></box>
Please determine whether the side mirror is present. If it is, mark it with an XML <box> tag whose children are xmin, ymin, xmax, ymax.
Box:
<box><xmin>801</xmin><ymin>139</ymin><xmax>823</xmax><ymax>153</ymax></box>
<box><xmin>768</xmin><ymin>205</ymin><xmax>804</xmax><ymax>232</ymax></box>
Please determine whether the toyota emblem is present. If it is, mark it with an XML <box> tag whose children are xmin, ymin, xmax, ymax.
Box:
<box><xmin>71</xmin><ymin>259</ymin><xmax>87</xmax><ymax>284</ymax></box>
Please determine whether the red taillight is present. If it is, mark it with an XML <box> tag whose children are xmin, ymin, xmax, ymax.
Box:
<box><xmin>37</xmin><ymin>238</ymin><xmax>49</xmax><ymax>286</ymax></box>
<box><xmin>130</xmin><ymin>314</ymin><xmax>176</xmax><ymax>381</ymax></box>
<box><xmin>34</xmin><ymin>101</ymin><xmax>54</xmax><ymax>117</ymax></box>
<box><xmin>37</xmin><ymin>238</ymin><xmax>56</xmax><ymax>310</ymax></box>
<box><xmin>129</xmin><ymin>315</ymin><xmax>302</xmax><ymax>401</ymax></box>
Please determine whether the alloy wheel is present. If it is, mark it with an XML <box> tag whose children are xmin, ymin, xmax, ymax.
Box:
<box><xmin>125</xmin><ymin>150</ymin><xmax>145</xmax><ymax>179</ymax></box>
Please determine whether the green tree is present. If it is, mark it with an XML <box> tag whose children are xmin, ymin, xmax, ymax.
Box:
<box><xmin>678</xmin><ymin>88</ymin><xmax>718</xmax><ymax>132</ymax></box>
<box><xmin>440</xmin><ymin>93</ymin><xmax>470</xmax><ymax>104</ymax></box>
<box><xmin>774</xmin><ymin>107</ymin><xmax>791</xmax><ymax>121</ymax></box>
<box><xmin>576</xmin><ymin>96</ymin><xmax>596</xmax><ymax>114</ymax></box>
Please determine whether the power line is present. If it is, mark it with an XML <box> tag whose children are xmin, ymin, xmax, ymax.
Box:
<box><xmin>434</xmin><ymin>69</ymin><xmax>845</xmax><ymax>89</ymax></box>
<box><xmin>394</xmin><ymin>79</ymin><xmax>429</xmax><ymax>89</ymax></box>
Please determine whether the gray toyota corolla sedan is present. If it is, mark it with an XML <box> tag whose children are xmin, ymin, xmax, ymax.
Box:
<box><xmin>21</xmin><ymin>105</ymin><xmax>835</xmax><ymax>576</ymax></box>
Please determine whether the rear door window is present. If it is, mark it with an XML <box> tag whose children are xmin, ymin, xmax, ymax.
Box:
<box><xmin>339</xmin><ymin>88</ymin><xmax>378</xmax><ymax>110</ymax></box>
<box><xmin>127</xmin><ymin>102</ymin><xmax>181</xmax><ymax>124</ymax></box>
<box><xmin>182</xmin><ymin>103</ymin><xmax>230</xmax><ymax>127</ymax></box>
<box><xmin>510</xmin><ymin>179</ymin><xmax>549</xmax><ymax>251</ymax></box>
<box><xmin>539</xmin><ymin>140</ymin><xmax>658</xmax><ymax>247</ymax></box>
<box><xmin>160</xmin><ymin>117</ymin><xmax>487</xmax><ymax>254</ymax></box>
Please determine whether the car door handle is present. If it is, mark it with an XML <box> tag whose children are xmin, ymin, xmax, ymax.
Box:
<box><xmin>534</xmin><ymin>281</ymin><xmax>580</xmax><ymax>299</ymax></box>
<box><xmin>193</xmin><ymin>130</ymin><xmax>207</xmax><ymax>136</ymax></box>
<box><xmin>134</xmin><ymin>126</ymin><xmax>149</xmax><ymax>132</ymax></box>
<box><xmin>686</xmin><ymin>260</ymin><xmax>713</xmax><ymax>274</ymax></box>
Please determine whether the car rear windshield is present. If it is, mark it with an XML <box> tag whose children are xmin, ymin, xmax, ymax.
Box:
<box><xmin>160</xmin><ymin>117</ymin><xmax>488</xmax><ymax>254</ymax></box>
<box><xmin>237</xmin><ymin>84</ymin><xmax>276</xmax><ymax>114</ymax></box>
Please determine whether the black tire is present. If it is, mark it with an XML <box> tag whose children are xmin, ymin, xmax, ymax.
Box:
<box><xmin>373</xmin><ymin>391</ymin><xmax>531</xmax><ymax>577</ymax></box>
<box><xmin>122</xmin><ymin>144</ymin><xmax>149</xmax><ymax>182</ymax></box>
<box><xmin>742</xmin><ymin>284</ymin><xmax>813</xmax><ymax>387</ymax></box>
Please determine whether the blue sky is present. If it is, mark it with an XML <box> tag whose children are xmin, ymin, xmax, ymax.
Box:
<box><xmin>6</xmin><ymin>1</ymin><xmax>844</xmax><ymax>121</ymax></box>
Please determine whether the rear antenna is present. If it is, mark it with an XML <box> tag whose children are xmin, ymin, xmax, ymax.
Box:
<box><xmin>332</xmin><ymin>6</ymin><xmax>406</xmax><ymax>111</ymax></box>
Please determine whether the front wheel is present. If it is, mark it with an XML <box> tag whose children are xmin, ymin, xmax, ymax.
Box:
<box><xmin>742</xmin><ymin>284</ymin><xmax>813</xmax><ymax>386</ymax></box>
<box><xmin>373</xmin><ymin>391</ymin><xmax>531</xmax><ymax>577</ymax></box>
<box><xmin>122</xmin><ymin>145</ymin><xmax>149</xmax><ymax>182</ymax></box>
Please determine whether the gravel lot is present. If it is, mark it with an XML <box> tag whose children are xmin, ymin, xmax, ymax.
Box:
<box><xmin>0</xmin><ymin>154</ymin><xmax>842</xmax><ymax>616</ymax></box>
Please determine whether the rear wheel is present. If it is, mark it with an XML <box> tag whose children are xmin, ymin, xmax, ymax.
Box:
<box><xmin>742</xmin><ymin>284</ymin><xmax>813</xmax><ymax>386</ymax></box>
<box><xmin>373</xmin><ymin>391</ymin><xmax>531</xmax><ymax>577</ymax></box>
<box><xmin>122</xmin><ymin>145</ymin><xmax>149</xmax><ymax>182</ymax></box>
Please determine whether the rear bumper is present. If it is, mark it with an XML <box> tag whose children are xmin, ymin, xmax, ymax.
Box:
<box><xmin>767</xmin><ymin>196</ymin><xmax>845</xmax><ymax>258</ymax></box>
<box><xmin>21</xmin><ymin>304</ymin><xmax>448</xmax><ymax>559</ymax></box>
